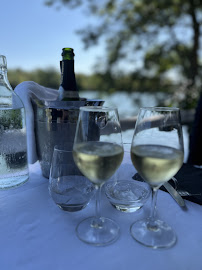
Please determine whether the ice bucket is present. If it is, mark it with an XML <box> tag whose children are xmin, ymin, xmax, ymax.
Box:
<box><xmin>31</xmin><ymin>98</ymin><xmax>104</xmax><ymax>178</ymax></box>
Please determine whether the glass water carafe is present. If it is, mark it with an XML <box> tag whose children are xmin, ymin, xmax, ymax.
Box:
<box><xmin>0</xmin><ymin>55</ymin><xmax>29</xmax><ymax>189</ymax></box>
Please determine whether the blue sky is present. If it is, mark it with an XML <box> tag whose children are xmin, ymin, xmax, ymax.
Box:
<box><xmin>1</xmin><ymin>0</ymin><xmax>102</xmax><ymax>74</ymax></box>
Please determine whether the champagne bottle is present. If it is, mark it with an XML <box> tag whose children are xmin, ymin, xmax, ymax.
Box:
<box><xmin>58</xmin><ymin>48</ymin><xmax>80</xmax><ymax>101</ymax></box>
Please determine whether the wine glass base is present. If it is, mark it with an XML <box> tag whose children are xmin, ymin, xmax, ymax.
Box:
<box><xmin>76</xmin><ymin>216</ymin><xmax>120</xmax><ymax>246</ymax></box>
<box><xmin>130</xmin><ymin>219</ymin><xmax>176</xmax><ymax>249</ymax></box>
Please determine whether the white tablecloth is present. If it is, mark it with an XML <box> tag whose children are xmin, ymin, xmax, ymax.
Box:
<box><xmin>0</xmin><ymin>161</ymin><xmax>201</xmax><ymax>270</ymax></box>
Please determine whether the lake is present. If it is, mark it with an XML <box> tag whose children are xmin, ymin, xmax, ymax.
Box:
<box><xmin>81</xmin><ymin>90</ymin><xmax>169</xmax><ymax>118</ymax></box>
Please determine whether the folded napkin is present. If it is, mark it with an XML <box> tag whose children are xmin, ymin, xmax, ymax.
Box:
<box><xmin>172</xmin><ymin>163</ymin><xmax>202</xmax><ymax>205</ymax></box>
<box><xmin>159</xmin><ymin>163</ymin><xmax>202</xmax><ymax>205</ymax></box>
<box><xmin>133</xmin><ymin>163</ymin><xmax>202</xmax><ymax>205</ymax></box>
<box><xmin>14</xmin><ymin>81</ymin><xmax>58</xmax><ymax>164</ymax></box>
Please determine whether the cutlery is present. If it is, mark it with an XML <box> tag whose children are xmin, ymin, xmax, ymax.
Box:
<box><xmin>133</xmin><ymin>173</ymin><xmax>186</xmax><ymax>208</ymax></box>
<box><xmin>163</xmin><ymin>182</ymin><xmax>186</xmax><ymax>208</ymax></box>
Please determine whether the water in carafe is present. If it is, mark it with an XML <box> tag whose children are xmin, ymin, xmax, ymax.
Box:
<box><xmin>0</xmin><ymin>55</ymin><xmax>29</xmax><ymax>189</ymax></box>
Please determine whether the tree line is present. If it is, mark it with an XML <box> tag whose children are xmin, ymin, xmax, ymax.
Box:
<box><xmin>8</xmin><ymin>67</ymin><xmax>200</xmax><ymax>110</ymax></box>
<box><xmin>9</xmin><ymin>67</ymin><xmax>174</xmax><ymax>93</ymax></box>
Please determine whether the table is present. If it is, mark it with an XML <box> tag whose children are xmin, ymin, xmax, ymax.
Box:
<box><xmin>0</xmin><ymin>160</ymin><xmax>201</xmax><ymax>270</ymax></box>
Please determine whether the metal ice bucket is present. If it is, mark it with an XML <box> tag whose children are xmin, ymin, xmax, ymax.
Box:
<box><xmin>31</xmin><ymin>98</ymin><xmax>104</xmax><ymax>178</ymax></box>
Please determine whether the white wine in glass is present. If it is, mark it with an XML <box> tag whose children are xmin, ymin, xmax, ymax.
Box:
<box><xmin>73</xmin><ymin>141</ymin><xmax>123</xmax><ymax>186</ymax></box>
<box><xmin>130</xmin><ymin>107</ymin><xmax>184</xmax><ymax>249</ymax></box>
<box><xmin>73</xmin><ymin>106</ymin><xmax>124</xmax><ymax>246</ymax></box>
<box><xmin>131</xmin><ymin>145</ymin><xmax>183</xmax><ymax>188</ymax></box>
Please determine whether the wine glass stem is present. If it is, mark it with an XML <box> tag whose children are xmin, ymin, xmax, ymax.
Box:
<box><xmin>147</xmin><ymin>187</ymin><xmax>158</xmax><ymax>231</ymax></box>
<box><xmin>95</xmin><ymin>185</ymin><xmax>101</xmax><ymax>219</ymax></box>
<box><xmin>91</xmin><ymin>185</ymin><xmax>103</xmax><ymax>228</ymax></box>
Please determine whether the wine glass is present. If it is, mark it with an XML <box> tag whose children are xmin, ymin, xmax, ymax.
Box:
<box><xmin>130</xmin><ymin>107</ymin><xmax>184</xmax><ymax>248</ymax></box>
<box><xmin>73</xmin><ymin>106</ymin><xmax>124</xmax><ymax>246</ymax></box>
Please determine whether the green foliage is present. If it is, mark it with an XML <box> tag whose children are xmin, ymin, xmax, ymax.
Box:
<box><xmin>44</xmin><ymin>0</ymin><xmax>202</xmax><ymax>109</ymax></box>
<box><xmin>8</xmin><ymin>68</ymin><xmax>60</xmax><ymax>90</ymax></box>
<box><xmin>8</xmin><ymin>66</ymin><xmax>201</xmax><ymax>110</ymax></box>
<box><xmin>8</xmin><ymin>68</ymin><xmax>171</xmax><ymax>93</ymax></box>
<box><xmin>44</xmin><ymin>1</ymin><xmax>201</xmax><ymax>73</ymax></box>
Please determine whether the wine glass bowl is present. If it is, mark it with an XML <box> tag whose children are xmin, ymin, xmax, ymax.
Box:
<box><xmin>130</xmin><ymin>107</ymin><xmax>184</xmax><ymax>249</ymax></box>
<box><xmin>73</xmin><ymin>141</ymin><xmax>124</xmax><ymax>187</ymax></box>
<box><xmin>131</xmin><ymin>144</ymin><xmax>184</xmax><ymax>188</ymax></box>
<box><xmin>73</xmin><ymin>106</ymin><xmax>124</xmax><ymax>246</ymax></box>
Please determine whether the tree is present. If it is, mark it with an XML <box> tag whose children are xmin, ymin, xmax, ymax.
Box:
<box><xmin>45</xmin><ymin>0</ymin><xmax>202</xmax><ymax>107</ymax></box>
<box><xmin>8</xmin><ymin>68</ymin><xmax>60</xmax><ymax>89</ymax></box>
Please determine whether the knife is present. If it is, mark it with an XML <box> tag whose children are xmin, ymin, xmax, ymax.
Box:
<box><xmin>163</xmin><ymin>182</ymin><xmax>186</xmax><ymax>208</ymax></box>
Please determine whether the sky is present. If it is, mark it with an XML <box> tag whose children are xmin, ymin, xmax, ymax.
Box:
<box><xmin>0</xmin><ymin>0</ymin><xmax>103</xmax><ymax>74</ymax></box>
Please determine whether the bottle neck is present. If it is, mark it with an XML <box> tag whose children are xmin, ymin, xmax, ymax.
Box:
<box><xmin>62</xmin><ymin>48</ymin><xmax>74</xmax><ymax>60</ymax></box>
<box><xmin>58</xmin><ymin>48</ymin><xmax>80</xmax><ymax>101</ymax></box>
<box><xmin>60</xmin><ymin>60</ymin><xmax>77</xmax><ymax>91</ymax></box>
<box><xmin>0</xmin><ymin>55</ymin><xmax>8</xmax><ymax>82</ymax></box>
<box><xmin>0</xmin><ymin>67</ymin><xmax>12</xmax><ymax>92</ymax></box>
<box><xmin>0</xmin><ymin>55</ymin><xmax>23</xmax><ymax>109</ymax></box>
<box><xmin>0</xmin><ymin>67</ymin><xmax>6</xmax><ymax>79</ymax></box>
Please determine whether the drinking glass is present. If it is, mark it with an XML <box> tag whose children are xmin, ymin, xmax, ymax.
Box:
<box><xmin>105</xmin><ymin>143</ymin><xmax>151</xmax><ymax>213</ymax></box>
<box><xmin>49</xmin><ymin>144</ymin><xmax>95</xmax><ymax>212</ymax></box>
<box><xmin>130</xmin><ymin>107</ymin><xmax>184</xmax><ymax>248</ymax></box>
<box><xmin>73</xmin><ymin>106</ymin><xmax>124</xmax><ymax>246</ymax></box>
